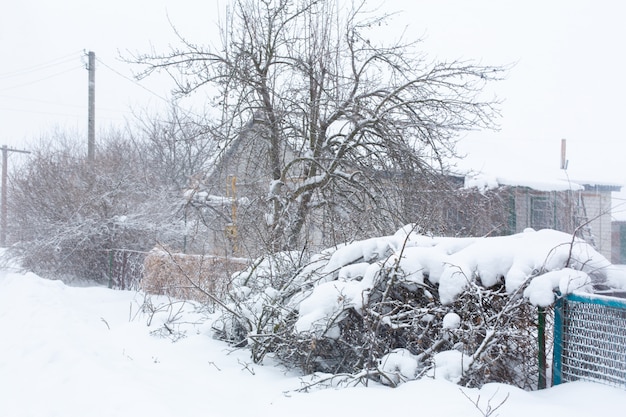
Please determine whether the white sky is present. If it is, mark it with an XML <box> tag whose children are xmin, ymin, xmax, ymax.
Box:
<box><xmin>2</xmin><ymin>0</ymin><xmax>625</xmax><ymax>186</ymax></box>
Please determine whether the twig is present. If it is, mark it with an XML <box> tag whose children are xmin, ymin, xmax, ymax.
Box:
<box><xmin>100</xmin><ymin>317</ymin><xmax>111</xmax><ymax>330</ymax></box>
<box><xmin>460</xmin><ymin>388</ymin><xmax>509</xmax><ymax>417</ymax></box>
<box><xmin>238</xmin><ymin>359</ymin><xmax>256</xmax><ymax>375</ymax></box>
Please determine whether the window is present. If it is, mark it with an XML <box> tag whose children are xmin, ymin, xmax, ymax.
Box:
<box><xmin>531</xmin><ymin>196</ymin><xmax>554</xmax><ymax>230</ymax></box>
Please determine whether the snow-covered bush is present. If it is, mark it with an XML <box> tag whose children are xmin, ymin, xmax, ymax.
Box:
<box><xmin>211</xmin><ymin>250</ymin><xmax>321</xmax><ymax>359</ymax></box>
<box><xmin>215</xmin><ymin>226</ymin><xmax>613</xmax><ymax>388</ymax></box>
<box><xmin>7</xmin><ymin>134</ymin><xmax>185</xmax><ymax>284</ymax></box>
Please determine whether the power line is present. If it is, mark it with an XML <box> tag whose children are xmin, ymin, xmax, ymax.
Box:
<box><xmin>0</xmin><ymin>95</ymin><xmax>139</xmax><ymax>121</ymax></box>
<box><xmin>96</xmin><ymin>57</ymin><xmax>209</xmax><ymax>121</ymax></box>
<box><xmin>0</xmin><ymin>94</ymin><xmax>85</xmax><ymax>110</ymax></box>
<box><xmin>0</xmin><ymin>105</ymin><xmax>131</xmax><ymax>125</ymax></box>
<box><xmin>0</xmin><ymin>51</ymin><xmax>83</xmax><ymax>80</ymax></box>
<box><xmin>0</xmin><ymin>53</ymin><xmax>210</xmax><ymax>134</ymax></box>
<box><xmin>0</xmin><ymin>106</ymin><xmax>84</xmax><ymax>118</ymax></box>
<box><xmin>0</xmin><ymin>66</ymin><xmax>83</xmax><ymax>92</ymax></box>
<box><xmin>96</xmin><ymin>57</ymin><xmax>170</xmax><ymax>103</ymax></box>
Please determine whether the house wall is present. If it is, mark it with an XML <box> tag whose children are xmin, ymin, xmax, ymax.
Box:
<box><xmin>506</xmin><ymin>187</ymin><xmax>613</xmax><ymax>260</ymax></box>
<box><xmin>611</xmin><ymin>221</ymin><xmax>626</xmax><ymax>264</ymax></box>
<box><xmin>508</xmin><ymin>189</ymin><xmax>576</xmax><ymax>234</ymax></box>
<box><xmin>197</xmin><ymin>119</ymin><xmax>330</xmax><ymax>257</ymax></box>
<box><xmin>582</xmin><ymin>190</ymin><xmax>613</xmax><ymax>259</ymax></box>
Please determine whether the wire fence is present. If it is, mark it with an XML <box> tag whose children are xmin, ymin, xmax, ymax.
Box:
<box><xmin>553</xmin><ymin>292</ymin><xmax>626</xmax><ymax>389</ymax></box>
<box><xmin>106</xmin><ymin>249</ymin><xmax>148</xmax><ymax>290</ymax></box>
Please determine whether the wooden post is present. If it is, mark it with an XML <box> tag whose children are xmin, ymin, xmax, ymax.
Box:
<box><xmin>560</xmin><ymin>138</ymin><xmax>567</xmax><ymax>170</ymax></box>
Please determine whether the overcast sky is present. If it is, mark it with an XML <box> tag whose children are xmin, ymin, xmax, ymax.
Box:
<box><xmin>2</xmin><ymin>1</ymin><xmax>625</xmax><ymax>189</ymax></box>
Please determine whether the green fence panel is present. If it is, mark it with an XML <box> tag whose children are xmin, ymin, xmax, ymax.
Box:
<box><xmin>553</xmin><ymin>292</ymin><xmax>626</xmax><ymax>389</ymax></box>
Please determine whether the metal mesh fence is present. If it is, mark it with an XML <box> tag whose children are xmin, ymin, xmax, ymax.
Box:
<box><xmin>553</xmin><ymin>292</ymin><xmax>626</xmax><ymax>389</ymax></box>
<box><xmin>107</xmin><ymin>249</ymin><xmax>147</xmax><ymax>290</ymax></box>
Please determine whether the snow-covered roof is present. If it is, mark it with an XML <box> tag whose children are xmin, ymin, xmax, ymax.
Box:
<box><xmin>461</xmin><ymin>168</ymin><xmax>622</xmax><ymax>193</ymax></box>
<box><xmin>462</xmin><ymin>171</ymin><xmax>585</xmax><ymax>192</ymax></box>
<box><xmin>453</xmin><ymin>137</ymin><xmax>623</xmax><ymax>193</ymax></box>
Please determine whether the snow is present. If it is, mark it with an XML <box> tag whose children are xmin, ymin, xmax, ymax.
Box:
<box><xmin>524</xmin><ymin>268</ymin><xmax>593</xmax><ymax>307</ymax></box>
<box><xmin>295</xmin><ymin>279</ymin><xmax>368</xmax><ymax>338</ymax></box>
<box><xmin>378</xmin><ymin>349</ymin><xmax>419</xmax><ymax>385</ymax></box>
<box><xmin>464</xmin><ymin>171</ymin><xmax>585</xmax><ymax>192</ymax></box>
<box><xmin>607</xmin><ymin>265</ymin><xmax>626</xmax><ymax>290</ymax></box>
<box><xmin>442</xmin><ymin>312</ymin><xmax>461</xmax><ymax>329</ymax></box>
<box><xmin>429</xmin><ymin>350</ymin><xmax>472</xmax><ymax>384</ymax></box>
<box><xmin>0</xmin><ymin>267</ymin><xmax>625</xmax><ymax>416</ymax></box>
<box><xmin>291</xmin><ymin>228</ymin><xmax>614</xmax><ymax>337</ymax></box>
<box><xmin>464</xmin><ymin>173</ymin><xmax>500</xmax><ymax>192</ymax></box>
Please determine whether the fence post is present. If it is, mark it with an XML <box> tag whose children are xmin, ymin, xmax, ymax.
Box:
<box><xmin>537</xmin><ymin>306</ymin><xmax>547</xmax><ymax>389</ymax></box>
<box><xmin>552</xmin><ymin>297</ymin><xmax>564</xmax><ymax>386</ymax></box>
<box><xmin>108</xmin><ymin>250</ymin><xmax>114</xmax><ymax>289</ymax></box>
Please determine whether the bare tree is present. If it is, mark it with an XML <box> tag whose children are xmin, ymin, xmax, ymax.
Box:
<box><xmin>131</xmin><ymin>0</ymin><xmax>504</xmax><ymax>252</ymax></box>
<box><xmin>129</xmin><ymin>105</ymin><xmax>220</xmax><ymax>190</ymax></box>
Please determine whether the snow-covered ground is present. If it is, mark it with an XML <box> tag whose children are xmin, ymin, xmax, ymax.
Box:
<box><xmin>1</xmin><ymin>267</ymin><xmax>625</xmax><ymax>417</ymax></box>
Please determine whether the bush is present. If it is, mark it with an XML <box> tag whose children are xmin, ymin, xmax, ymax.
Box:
<box><xmin>7</xmin><ymin>133</ymin><xmax>185</xmax><ymax>284</ymax></box>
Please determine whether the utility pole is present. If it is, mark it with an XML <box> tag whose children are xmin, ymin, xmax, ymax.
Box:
<box><xmin>87</xmin><ymin>51</ymin><xmax>95</xmax><ymax>162</ymax></box>
<box><xmin>1</xmin><ymin>145</ymin><xmax>30</xmax><ymax>247</ymax></box>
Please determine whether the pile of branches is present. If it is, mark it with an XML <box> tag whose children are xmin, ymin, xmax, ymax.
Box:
<box><xmin>214</xmin><ymin>260</ymin><xmax>536</xmax><ymax>387</ymax></box>
<box><xmin>212</xmin><ymin>228</ymin><xmax>605</xmax><ymax>389</ymax></box>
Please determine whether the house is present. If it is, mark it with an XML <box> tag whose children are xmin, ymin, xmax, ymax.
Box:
<box><xmin>187</xmin><ymin>139</ymin><xmax>622</xmax><ymax>261</ymax></box>
<box><xmin>185</xmin><ymin>122</ymin><xmax>622</xmax><ymax>262</ymax></box>
<box><xmin>183</xmin><ymin>119</ymin><xmax>301</xmax><ymax>257</ymax></box>
<box><xmin>463</xmin><ymin>172</ymin><xmax>621</xmax><ymax>260</ymax></box>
